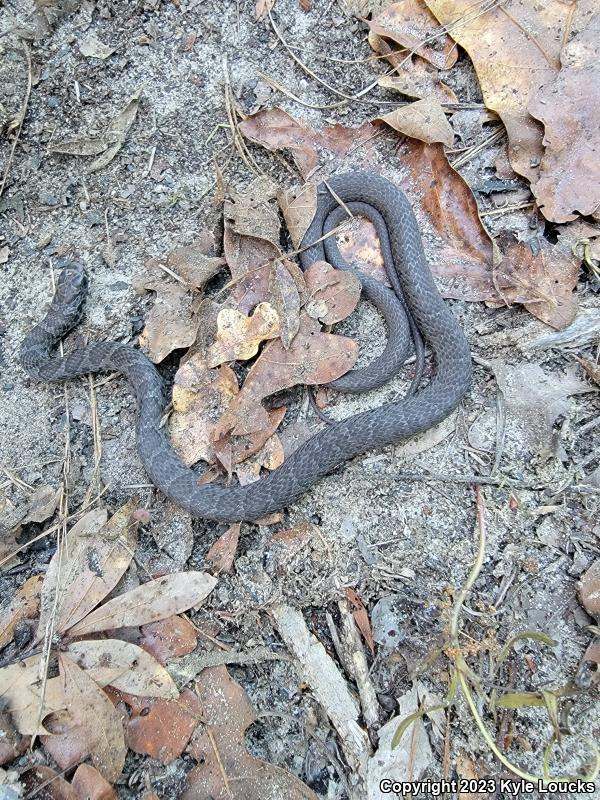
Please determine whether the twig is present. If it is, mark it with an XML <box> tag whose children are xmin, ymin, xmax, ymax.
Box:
<box><xmin>83</xmin><ymin>375</ymin><xmax>103</xmax><ymax>506</ymax></box>
<box><xmin>450</xmin><ymin>128</ymin><xmax>505</xmax><ymax>170</ymax></box>
<box><xmin>338</xmin><ymin>599</ymin><xmax>380</xmax><ymax>730</ymax></box>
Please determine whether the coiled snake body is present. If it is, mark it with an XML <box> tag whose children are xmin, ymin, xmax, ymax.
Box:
<box><xmin>20</xmin><ymin>173</ymin><xmax>472</xmax><ymax>521</ymax></box>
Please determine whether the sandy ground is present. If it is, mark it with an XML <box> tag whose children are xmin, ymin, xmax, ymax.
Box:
<box><xmin>1</xmin><ymin>1</ymin><xmax>599</xmax><ymax>798</ymax></box>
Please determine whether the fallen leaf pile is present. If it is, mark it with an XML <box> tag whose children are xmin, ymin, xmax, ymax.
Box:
<box><xmin>0</xmin><ymin>502</ymin><xmax>318</xmax><ymax>795</ymax></box>
<box><xmin>0</xmin><ymin>502</ymin><xmax>216</xmax><ymax>782</ymax></box>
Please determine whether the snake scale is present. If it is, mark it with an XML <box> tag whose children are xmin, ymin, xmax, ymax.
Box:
<box><xmin>20</xmin><ymin>172</ymin><xmax>472</xmax><ymax>522</ymax></box>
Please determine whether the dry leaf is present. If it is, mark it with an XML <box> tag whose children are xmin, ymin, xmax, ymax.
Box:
<box><xmin>213</xmin><ymin>407</ymin><xmax>286</xmax><ymax>477</ymax></box>
<box><xmin>208</xmin><ymin>303</ymin><xmax>281</xmax><ymax>367</ymax></box>
<box><xmin>255</xmin><ymin>0</ymin><xmax>275</xmax><ymax>21</ymax></box>
<box><xmin>345</xmin><ymin>588</ymin><xmax>375</xmax><ymax>655</ymax></box>
<box><xmin>576</xmin><ymin>356</ymin><xmax>600</xmax><ymax>387</ymax></box>
<box><xmin>0</xmin><ymin>574</ymin><xmax>42</xmax><ymax>649</ymax></box>
<box><xmin>139</xmin><ymin>615</ymin><xmax>198</xmax><ymax>664</ymax></box>
<box><xmin>369</xmin><ymin>0</ymin><xmax>458</xmax><ymax>70</ymax></box>
<box><xmin>41</xmin><ymin>709</ymin><xmax>90</xmax><ymax>772</ymax></box>
<box><xmin>278</xmin><ymin>183</ymin><xmax>318</xmax><ymax>249</ymax></box>
<box><xmin>22</xmin><ymin>484</ymin><xmax>62</xmax><ymax>524</ymax></box>
<box><xmin>492</xmin><ymin>362</ymin><xmax>592</xmax><ymax>456</ymax></box>
<box><xmin>118</xmin><ymin>688</ymin><xmax>202</xmax><ymax>764</ymax></box>
<box><xmin>135</xmin><ymin>270</ymin><xmax>201</xmax><ymax>363</ymax></box>
<box><xmin>241</xmin><ymin>110</ymin><xmax>496</xmax><ymax>300</ymax></box>
<box><xmin>67</xmin><ymin>639</ymin><xmax>178</xmax><ymax>698</ymax></box>
<box><xmin>304</xmin><ymin>261</ymin><xmax>361</xmax><ymax>325</ymax></box>
<box><xmin>137</xmin><ymin>235</ymin><xmax>224</xmax><ymax>293</ymax></box>
<box><xmin>183</xmin><ymin>666</ymin><xmax>319</xmax><ymax>799</ymax></box>
<box><xmin>579</xmin><ymin>560</ymin><xmax>600</xmax><ymax>618</ymax></box>
<box><xmin>21</xmin><ymin>766</ymin><xmax>78</xmax><ymax>800</ymax></box>
<box><xmin>423</xmin><ymin>0</ymin><xmax>596</xmax><ymax>182</ymax></box>
<box><xmin>267</xmin><ymin>521</ymin><xmax>316</xmax><ymax>570</ymax></box>
<box><xmin>50</xmin><ymin>89</ymin><xmax>141</xmax><ymax>173</ymax></box>
<box><xmin>169</xmin><ymin>353</ymin><xmax>286</xmax><ymax>474</ymax></box>
<box><xmin>528</xmin><ymin>15</ymin><xmax>600</xmax><ymax>222</ymax></box>
<box><xmin>225</xmin><ymin>176</ymin><xmax>282</xmax><ymax>248</ymax></box>
<box><xmin>59</xmin><ymin>654</ymin><xmax>126</xmax><ymax>782</ymax></box>
<box><xmin>494</xmin><ymin>238</ymin><xmax>580</xmax><ymax>330</ymax></box>
<box><xmin>67</xmin><ymin>571</ymin><xmax>217</xmax><ymax>636</ymax></box>
<box><xmin>206</xmin><ymin>523</ymin><xmax>241</xmax><ymax>575</ymax></box>
<box><xmin>232</xmin><ymin>433</ymin><xmax>284</xmax><ymax>485</ymax></box>
<box><xmin>269</xmin><ymin>261</ymin><xmax>302</xmax><ymax>348</ymax></box>
<box><xmin>170</xmin><ymin>362</ymin><xmax>239</xmax><ymax>466</ymax></box>
<box><xmin>71</xmin><ymin>764</ymin><xmax>117</xmax><ymax>800</ymax></box>
<box><xmin>0</xmin><ymin>655</ymin><xmax>65</xmax><ymax>735</ymax></box>
<box><xmin>403</xmin><ymin>140</ymin><xmax>497</xmax><ymax>299</ymax></box>
<box><xmin>239</xmin><ymin>108</ymin><xmax>377</xmax><ymax>180</ymax></box>
<box><xmin>379</xmin><ymin>97</ymin><xmax>454</xmax><ymax>146</ymax></box>
<box><xmin>215</xmin><ymin>312</ymin><xmax>358</xmax><ymax>438</ymax></box>
<box><xmin>0</xmin><ymin>709</ymin><xmax>27</xmax><ymax>765</ymax></box>
<box><xmin>367</xmin><ymin>685</ymin><xmax>432</xmax><ymax>794</ymax></box>
<box><xmin>376</xmin><ymin>55</ymin><xmax>457</xmax><ymax>103</ymax></box>
<box><xmin>37</xmin><ymin>502</ymin><xmax>137</xmax><ymax>641</ymax></box>
<box><xmin>79</xmin><ymin>33</ymin><xmax>116</xmax><ymax>59</ymax></box>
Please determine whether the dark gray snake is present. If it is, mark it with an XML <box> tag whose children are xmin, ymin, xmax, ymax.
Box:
<box><xmin>20</xmin><ymin>172</ymin><xmax>472</xmax><ymax>522</ymax></box>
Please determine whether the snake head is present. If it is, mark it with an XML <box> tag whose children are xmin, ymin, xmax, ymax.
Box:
<box><xmin>54</xmin><ymin>262</ymin><xmax>89</xmax><ymax>317</ymax></box>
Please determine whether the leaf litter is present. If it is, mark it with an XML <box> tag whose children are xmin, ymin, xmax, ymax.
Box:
<box><xmin>183</xmin><ymin>665</ymin><xmax>320</xmax><ymax>800</ymax></box>
<box><xmin>3</xmin><ymin>0</ymin><xmax>600</xmax><ymax>794</ymax></box>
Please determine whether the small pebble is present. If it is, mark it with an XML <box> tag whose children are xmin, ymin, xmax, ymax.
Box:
<box><xmin>38</xmin><ymin>191</ymin><xmax>59</xmax><ymax>207</ymax></box>
<box><xmin>46</xmin><ymin>95</ymin><xmax>60</xmax><ymax>108</ymax></box>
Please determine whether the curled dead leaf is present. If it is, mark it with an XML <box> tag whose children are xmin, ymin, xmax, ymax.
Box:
<box><xmin>215</xmin><ymin>312</ymin><xmax>358</xmax><ymax>438</ymax></box>
<box><xmin>369</xmin><ymin>1</ymin><xmax>458</xmax><ymax>70</ymax></box>
<box><xmin>239</xmin><ymin>108</ymin><xmax>377</xmax><ymax>180</ymax></box>
<box><xmin>493</xmin><ymin>237</ymin><xmax>580</xmax><ymax>330</ymax></box>
<box><xmin>423</xmin><ymin>0</ymin><xmax>596</xmax><ymax>183</ymax></box>
<box><xmin>170</xmin><ymin>361</ymin><xmax>239</xmax><ymax>467</ymax></box>
<box><xmin>208</xmin><ymin>303</ymin><xmax>281</xmax><ymax>367</ymax></box>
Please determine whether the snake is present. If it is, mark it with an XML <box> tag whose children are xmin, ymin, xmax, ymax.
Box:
<box><xmin>20</xmin><ymin>172</ymin><xmax>472</xmax><ymax>522</ymax></box>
